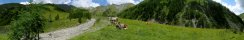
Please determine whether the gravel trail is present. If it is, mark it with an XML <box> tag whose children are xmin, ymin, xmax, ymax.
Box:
<box><xmin>39</xmin><ymin>19</ymin><xmax>96</xmax><ymax>40</ymax></box>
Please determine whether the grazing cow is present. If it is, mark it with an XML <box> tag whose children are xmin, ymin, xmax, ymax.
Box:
<box><xmin>115</xmin><ymin>22</ymin><xmax>128</xmax><ymax>30</ymax></box>
<box><xmin>146</xmin><ymin>19</ymin><xmax>156</xmax><ymax>25</ymax></box>
<box><xmin>122</xmin><ymin>24</ymin><xmax>128</xmax><ymax>29</ymax></box>
<box><xmin>109</xmin><ymin>17</ymin><xmax>128</xmax><ymax>30</ymax></box>
<box><xmin>110</xmin><ymin>17</ymin><xmax>118</xmax><ymax>24</ymax></box>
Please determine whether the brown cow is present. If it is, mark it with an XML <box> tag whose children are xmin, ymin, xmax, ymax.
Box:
<box><xmin>115</xmin><ymin>22</ymin><xmax>128</xmax><ymax>30</ymax></box>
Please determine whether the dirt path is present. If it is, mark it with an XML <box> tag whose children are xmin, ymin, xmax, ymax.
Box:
<box><xmin>39</xmin><ymin>19</ymin><xmax>96</xmax><ymax>40</ymax></box>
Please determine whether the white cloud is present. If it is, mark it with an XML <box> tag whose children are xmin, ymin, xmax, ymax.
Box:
<box><xmin>70</xmin><ymin>0</ymin><xmax>100</xmax><ymax>8</ymax></box>
<box><xmin>134</xmin><ymin>0</ymin><xmax>143</xmax><ymax>4</ymax></box>
<box><xmin>107</xmin><ymin>0</ymin><xmax>143</xmax><ymax>5</ymax></box>
<box><xmin>32</xmin><ymin>0</ymin><xmax>144</xmax><ymax>8</ymax></box>
<box><xmin>33</xmin><ymin>0</ymin><xmax>53</xmax><ymax>3</ymax></box>
<box><xmin>213</xmin><ymin>0</ymin><xmax>244</xmax><ymax>15</ymax></box>
<box><xmin>237</xmin><ymin>0</ymin><xmax>244</xmax><ymax>9</ymax></box>
<box><xmin>20</xmin><ymin>1</ymin><xmax>30</xmax><ymax>5</ymax></box>
<box><xmin>32</xmin><ymin>0</ymin><xmax>100</xmax><ymax>8</ymax></box>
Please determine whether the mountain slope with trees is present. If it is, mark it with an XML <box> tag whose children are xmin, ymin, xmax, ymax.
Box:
<box><xmin>89</xmin><ymin>3</ymin><xmax>135</xmax><ymax>17</ymax></box>
<box><xmin>119</xmin><ymin>0</ymin><xmax>244</xmax><ymax>32</ymax></box>
<box><xmin>0</xmin><ymin>3</ymin><xmax>91</xmax><ymax>40</ymax></box>
<box><xmin>239</xmin><ymin>13</ymin><xmax>244</xmax><ymax>21</ymax></box>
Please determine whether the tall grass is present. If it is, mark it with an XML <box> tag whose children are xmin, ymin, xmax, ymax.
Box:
<box><xmin>0</xmin><ymin>34</ymin><xmax>8</xmax><ymax>40</ymax></box>
<box><xmin>71</xmin><ymin>19</ymin><xmax>244</xmax><ymax>40</ymax></box>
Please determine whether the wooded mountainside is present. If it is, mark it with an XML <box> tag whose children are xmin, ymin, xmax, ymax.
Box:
<box><xmin>119</xmin><ymin>0</ymin><xmax>244</xmax><ymax>32</ymax></box>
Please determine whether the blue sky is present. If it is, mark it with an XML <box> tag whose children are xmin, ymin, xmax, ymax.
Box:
<box><xmin>223</xmin><ymin>0</ymin><xmax>236</xmax><ymax>6</ymax></box>
<box><xmin>92</xmin><ymin>0</ymin><xmax>142</xmax><ymax>5</ymax></box>
<box><xmin>0</xmin><ymin>0</ymin><xmax>141</xmax><ymax>6</ymax></box>
<box><xmin>0</xmin><ymin>0</ymin><xmax>243</xmax><ymax>15</ymax></box>
<box><xmin>0</xmin><ymin>0</ymin><xmax>28</xmax><ymax>4</ymax></box>
<box><xmin>213</xmin><ymin>0</ymin><xmax>244</xmax><ymax>15</ymax></box>
<box><xmin>92</xmin><ymin>0</ymin><xmax>107</xmax><ymax>5</ymax></box>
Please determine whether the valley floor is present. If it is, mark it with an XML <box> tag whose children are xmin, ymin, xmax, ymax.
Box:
<box><xmin>71</xmin><ymin>18</ymin><xmax>244</xmax><ymax>40</ymax></box>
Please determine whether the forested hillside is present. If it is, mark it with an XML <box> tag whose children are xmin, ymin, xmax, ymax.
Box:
<box><xmin>90</xmin><ymin>3</ymin><xmax>135</xmax><ymax>17</ymax></box>
<box><xmin>239</xmin><ymin>13</ymin><xmax>244</xmax><ymax>21</ymax></box>
<box><xmin>0</xmin><ymin>3</ymin><xmax>91</xmax><ymax>26</ymax></box>
<box><xmin>0</xmin><ymin>3</ymin><xmax>91</xmax><ymax>40</ymax></box>
<box><xmin>119</xmin><ymin>0</ymin><xmax>244</xmax><ymax>32</ymax></box>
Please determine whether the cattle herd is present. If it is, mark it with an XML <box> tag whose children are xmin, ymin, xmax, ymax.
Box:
<box><xmin>109</xmin><ymin>17</ymin><xmax>128</xmax><ymax>30</ymax></box>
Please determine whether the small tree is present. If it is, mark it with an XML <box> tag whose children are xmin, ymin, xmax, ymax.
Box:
<box><xmin>9</xmin><ymin>6</ymin><xmax>44</xmax><ymax>40</ymax></box>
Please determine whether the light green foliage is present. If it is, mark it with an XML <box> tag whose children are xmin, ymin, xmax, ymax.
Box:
<box><xmin>71</xmin><ymin>19</ymin><xmax>244</xmax><ymax>40</ymax></box>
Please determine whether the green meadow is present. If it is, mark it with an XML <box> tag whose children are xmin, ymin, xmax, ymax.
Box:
<box><xmin>71</xmin><ymin>19</ymin><xmax>244</xmax><ymax>40</ymax></box>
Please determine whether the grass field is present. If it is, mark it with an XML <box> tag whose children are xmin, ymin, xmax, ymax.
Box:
<box><xmin>71</xmin><ymin>18</ymin><xmax>244</xmax><ymax>40</ymax></box>
<box><xmin>0</xmin><ymin>34</ymin><xmax>8</xmax><ymax>40</ymax></box>
<box><xmin>0</xmin><ymin>25</ymin><xmax>8</xmax><ymax>40</ymax></box>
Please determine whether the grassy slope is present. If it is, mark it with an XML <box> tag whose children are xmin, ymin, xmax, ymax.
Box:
<box><xmin>71</xmin><ymin>19</ymin><xmax>244</xmax><ymax>40</ymax></box>
<box><xmin>0</xmin><ymin>34</ymin><xmax>8</xmax><ymax>40</ymax></box>
<box><xmin>0</xmin><ymin>26</ymin><xmax>8</xmax><ymax>40</ymax></box>
<box><xmin>41</xmin><ymin>6</ymin><xmax>81</xmax><ymax>32</ymax></box>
